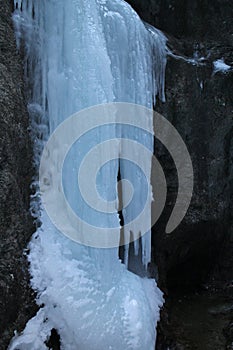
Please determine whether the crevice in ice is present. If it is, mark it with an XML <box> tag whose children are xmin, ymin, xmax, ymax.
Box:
<box><xmin>128</xmin><ymin>238</ymin><xmax>147</xmax><ymax>277</ymax></box>
<box><xmin>117</xmin><ymin>162</ymin><xmax>125</xmax><ymax>264</ymax></box>
<box><xmin>117</xmin><ymin>157</ymin><xmax>147</xmax><ymax>276</ymax></box>
<box><xmin>45</xmin><ymin>329</ymin><xmax>61</xmax><ymax>350</ymax></box>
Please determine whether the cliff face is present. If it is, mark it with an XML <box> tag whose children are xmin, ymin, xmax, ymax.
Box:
<box><xmin>128</xmin><ymin>0</ymin><xmax>233</xmax><ymax>290</ymax></box>
<box><xmin>0</xmin><ymin>0</ymin><xmax>36</xmax><ymax>348</ymax></box>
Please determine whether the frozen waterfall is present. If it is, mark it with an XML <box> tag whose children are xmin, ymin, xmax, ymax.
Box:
<box><xmin>10</xmin><ymin>0</ymin><xmax>167</xmax><ymax>349</ymax></box>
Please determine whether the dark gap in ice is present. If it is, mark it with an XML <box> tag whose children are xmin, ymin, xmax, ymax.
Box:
<box><xmin>45</xmin><ymin>328</ymin><xmax>61</xmax><ymax>350</ymax></box>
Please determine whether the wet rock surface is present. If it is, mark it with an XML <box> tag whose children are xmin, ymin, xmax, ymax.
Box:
<box><xmin>0</xmin><ymin>0</ymin><xmax>37</xmax><ymax>348</ymax></box>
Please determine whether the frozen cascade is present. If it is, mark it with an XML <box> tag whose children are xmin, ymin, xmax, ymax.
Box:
<box><xmin>10</xmin><ymin>1</ymin><xmax>167</xmax><ymax>349</ymax></box>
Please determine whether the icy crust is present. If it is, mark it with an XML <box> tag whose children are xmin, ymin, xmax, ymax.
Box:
<box><xmin>11</xmin><ymin>0</ymin><xmax>167</xmax><ymax>349</ymax></box>
<box><xmin>9</xmin><ymin>214</ymin><xmax>163</xmax><ymax>350</ymax></box>
<box><xmin>213</xmin><ymin>58</ymin><xmax>231</xmax><ymax>74</ymax></box>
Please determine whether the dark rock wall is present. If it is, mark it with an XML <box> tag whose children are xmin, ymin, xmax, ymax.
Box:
<box><xmin>127</xmin><ymin>0</ymin><xmax>233</xmax><ymax>291</ymax></box>
<box><xmin>127</xmin><ymin>0</ymin><xmax>233</xmax><ymax>43</ymax></box>
<box><xmin>154</xmin><ymin>57</ymin><xmax>233</xmax><ymax>290</ymax></box>
<box><xmin>0</xmin><ymin>0</ymin><xmax>36</xmax><ymax>348</ymax></box>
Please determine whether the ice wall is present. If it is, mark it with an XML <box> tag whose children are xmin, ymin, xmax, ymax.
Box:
<box><xmin>10</xmin><ymin>1</ymin><xmax>167</xmax><ymax>349</ymax></box>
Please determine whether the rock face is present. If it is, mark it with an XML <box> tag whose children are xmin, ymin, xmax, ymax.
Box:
<box><xmin>127</xmin><ymin>0</ymin><xmax>233</xmax><ymax>348</ymax></box>
<box><xmin>128</xmin><ymin>0</ymin><xmax>233</xmax><ymax>291</ymax></box>
<box><xmin>153</xmin><ymin>56</ymin><xmax>233</xmax><ymax>291</ymax></box>
<box><xmin>0</xmin><ymin>1</ymin><xmax>36</xmax><ymax>348</ymax></box>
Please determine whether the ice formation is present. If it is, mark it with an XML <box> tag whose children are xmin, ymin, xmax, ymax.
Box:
<box><xmin>213</xmin><ymin>58</ymin><xmax>231</xmax><ymax>74</ymax></box>
<box><xmin>10</xmin><ymin>1</ymin><xmax>167</xmax><ymax>349</ymax></box>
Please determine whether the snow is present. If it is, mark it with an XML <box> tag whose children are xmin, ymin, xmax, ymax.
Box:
<box><xmin>213</xmin><ymin>59</ymin><xmax>231</xmax><ymax>74</ymax></box>
<box><xmin>10</xmin><ymin>215</ymin><xmax>163</xmax><ymax>349</ymax></box>
<box><xmin>10</xmin><ymin>0</ymin><xmax>167</xmax><ymax>349</ymax></box>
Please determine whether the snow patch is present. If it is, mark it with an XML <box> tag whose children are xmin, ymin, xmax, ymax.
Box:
<box><xmin>213</xmin><ymin>59</ymin><xmax>231</xmax><ymax>74</ymax></box>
